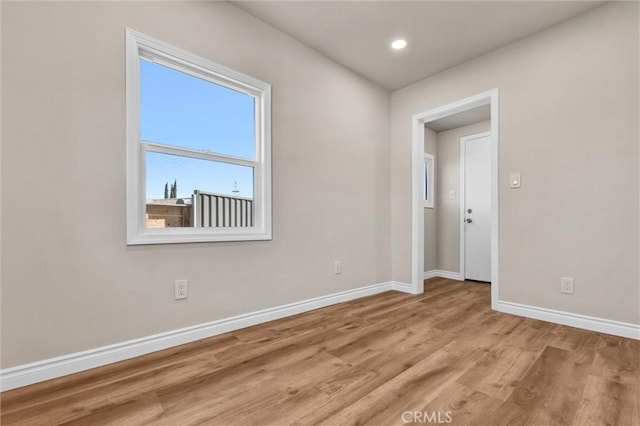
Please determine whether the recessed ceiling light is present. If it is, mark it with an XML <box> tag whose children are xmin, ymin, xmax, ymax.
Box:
<box><xmin>391</xmin><ymin>39</ymin><xmax>407</xmax><ymax>50</ymax></box>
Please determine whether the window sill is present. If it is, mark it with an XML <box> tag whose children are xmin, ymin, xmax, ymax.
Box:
<box><xmin>126</xmin><ymin>229</ymin><xmax>272</xmax><ymax>245</ymax></box>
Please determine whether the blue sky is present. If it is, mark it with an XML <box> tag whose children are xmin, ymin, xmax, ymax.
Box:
<box><xmin>141</xmin><ymin>59</ymin><xmax>255</xmax><ymax>199</ymax></box>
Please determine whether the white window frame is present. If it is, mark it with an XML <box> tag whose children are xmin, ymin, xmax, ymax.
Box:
<box><xmin>423</xmin><ymin>153</ymin><xmax>435</xmax><ymax>209</ymax></box>
<box><xmin>126</xmin><ymin>29</ymin><xmax>271</xmax><ymax>245</ymax></box>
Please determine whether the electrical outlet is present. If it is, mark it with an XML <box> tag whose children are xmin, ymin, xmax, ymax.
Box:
<box><xmin>334</xmin><ymin>260</ymin><xmax>342</xmax><ymax>275</ymax></box>
<box><xmin>560</xmin><ymin>277</ymin><xmax>574</xmax><ymax>294</ymax></box>
<box><xmin>175</xmin><ymin>279</ymin><xmax>188</xmax><ymax>300</ymax></box>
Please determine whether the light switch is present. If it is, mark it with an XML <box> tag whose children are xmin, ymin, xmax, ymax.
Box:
<box><xmin>449</xmin><ymin>190</ymin><xmax>456</xmax><ymax>200</ymax></box>
<box><xmin>510</xmin><ymin>173</ymin><xmax>521</xmax><ymax>189</ymax></box>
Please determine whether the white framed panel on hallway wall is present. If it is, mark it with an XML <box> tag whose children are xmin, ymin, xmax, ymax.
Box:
<box><xmin>411</xmin><ymin>89</ymin><xmax>499</xmax><ymax>307</ymax></box>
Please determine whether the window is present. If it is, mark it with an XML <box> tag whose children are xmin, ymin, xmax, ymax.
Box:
<box><xmin>423</xmin><ymin>153</ymin><xmax>434</xmax><ymax>208</ymax></box>
<box><xmin>126</xmin><ymin>29</ymin><xmax>271</xmax><ymax>244</ymax></box>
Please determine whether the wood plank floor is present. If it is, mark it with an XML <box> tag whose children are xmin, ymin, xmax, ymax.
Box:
<box><xmin>2</xmin><ymin>278</ymin><xmax>638</xmax><ymax>425</ymax></box>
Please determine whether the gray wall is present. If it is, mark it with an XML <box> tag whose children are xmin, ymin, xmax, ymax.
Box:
<box><xmin>2</xmin><ymin>0</ymin><xmax>638</xmax><ymax>371</ymax></box>
<box><xmin>1</xmin><ymin>1</ymin><xmax>391</xmax><ymax>367</ymax></box>
<box><xmin>423</xmin><ymin>128</ymin><xmax>437</xmax><ymax>271</ymax></box>
<box><xmin>436</xmin><ymin>121</ymin><xmax>491</xmax><ymax>273</ymax></box>
<box><xmin>391</xmin><ymin>2</ymin><xmax>639</xmax><ymax>324</ymax></box>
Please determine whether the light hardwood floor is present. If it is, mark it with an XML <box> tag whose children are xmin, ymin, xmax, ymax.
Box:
<box><xmin>2</xmin><ymin>278</ymin><xmax>638</xmax><ymax>425</ymax></box>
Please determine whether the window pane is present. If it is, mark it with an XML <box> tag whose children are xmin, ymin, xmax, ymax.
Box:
<box><xmin>424</xmin><ymin>162</ymin><xmax>428</xmax><ymax>200</ymax></box>
<box><xmin>145</xmin><ymin>152</ymin><xmax>254</xmax><ymax>228</ymax></box>
<box><xmin>140</xmin><ymin>59</ymin><xmax>255</xmax><ymax>159</ymax></box>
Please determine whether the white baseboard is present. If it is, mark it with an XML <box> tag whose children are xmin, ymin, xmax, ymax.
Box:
<box><xmin>391</xmin><ymin>281</ymin><xmax>415</xmax><ymax>294</ymax></box>
<box><xmin>423</xmin><ymin>270</ymin><xmax>463</xmax><ymax>281</ymax></box>
<box><xmin>1</xmin><ymin>281</ymin><xmax>398</xmax><ymax>391</ymax></box>
<box><xmin>497</xmin><ymin>300</ymin><xmax>640</xmax><ymax>340</ymax></box>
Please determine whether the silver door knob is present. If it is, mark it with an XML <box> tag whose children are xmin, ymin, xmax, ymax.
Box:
<box><xmin>467</xmin><ymin>208</ymin><xmax>472</xmax><ymax>213</ymax></box>
<box><xmin>466</xmin><ymin>218</ymin><xmax>472</xmax><ymax>223</ymax></box>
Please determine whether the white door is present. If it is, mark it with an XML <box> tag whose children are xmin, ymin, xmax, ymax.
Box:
<box><xmin>463</xmin><ymin>134</ymin><xmax>491</xmax><ymax>282</ymax></box>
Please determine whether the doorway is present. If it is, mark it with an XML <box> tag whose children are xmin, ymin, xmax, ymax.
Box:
<box><xmin>411</xmin><ymin>89</ymin><xmax>499</xmax><ymax>309</ymax></box>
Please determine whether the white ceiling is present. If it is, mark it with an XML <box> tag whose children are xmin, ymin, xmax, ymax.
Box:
<box><xmin>233</xmin><ymin>1</ymin><xmax>606</xmax><ymax>91</ymax></box>
<box><xmin>426</xmin><ymin>104</ymin><xmax>491</xmax><ymax>133</ymax></box>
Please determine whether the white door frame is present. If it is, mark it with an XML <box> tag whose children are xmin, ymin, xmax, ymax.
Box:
<box><xmin>459</xmin><ymin>131</ymin><xmax>492</xmax><ymax>281</ymax></box>
<box><xmin>410</xmin><ymin>89</ymin><xmax>499</xmax><ymax>310</ymax></box>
